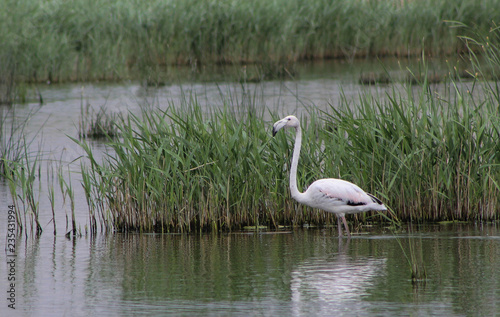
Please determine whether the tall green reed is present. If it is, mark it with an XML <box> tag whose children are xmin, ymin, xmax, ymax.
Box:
<box><xmin>46</xmin><ymin>160</ymin><xmax>57</xmax><ymax>235</ymax></box>
<box><xmin>455</xmin><ymin>21</ymin><xmax>500</xmax><ymax>98</ymax></box>
<box><xmin>59</xmin><ymin>166</ymin><xmax>78</xmax><ymax>237</ymax></box>
<box><xmin>1</xmin><ymin>105</ymin><xmax>44</xmax><ymax>236</ymax></box>
<box><xmin>323</xmin><ymin>74</ymin><xmax>500</xmax><ymax>221</ymax></box>
<box><xmin>5</xmin><ymin>142</ymin><xmax>43</xmax><ymax>236</ymax></box>
<box><xmin>76</xmin><ymin>102</ymin><xmax>341</xmax><ymax>233</ymax></box>
<box><xmin>1</xmin><ymin>0</ymin><xmax>498</xmax><ymax>85</ymax></box>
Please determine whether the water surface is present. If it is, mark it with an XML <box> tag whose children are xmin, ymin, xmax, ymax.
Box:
<box><xmin>1</xmin><ymin>225</ymin><xmax>499</xmax><ymax>316</ymax></box>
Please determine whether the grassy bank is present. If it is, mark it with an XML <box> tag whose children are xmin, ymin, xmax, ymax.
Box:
<box><xmin>0</xmin><ymin>0</ymin><xmax>498</xmax><ymax>88</ymax></box>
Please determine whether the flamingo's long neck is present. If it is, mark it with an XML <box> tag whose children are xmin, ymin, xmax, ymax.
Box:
<box><xmin>290</xmin><ymin>125</ymin><xmax>306</xmax><ymax>203</ymax></box>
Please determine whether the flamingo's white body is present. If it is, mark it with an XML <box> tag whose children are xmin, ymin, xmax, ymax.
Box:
<box><xmin>272</xmin><ymin>115</ymin><xmax>387</xmax><ymax>236</ymax></box>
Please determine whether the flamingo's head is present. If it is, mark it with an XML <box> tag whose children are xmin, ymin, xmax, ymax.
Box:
<box><xmin>272</xmin><ymin>115</ymin><xmax>300</xmax><ymax>136</ymax></box>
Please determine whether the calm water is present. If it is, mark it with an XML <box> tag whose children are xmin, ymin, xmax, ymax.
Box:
<box><xmin>1</xmin><ymin>225</ymin><xmax>500</xmax><ymax>316</ymax></box>
<box><xmin>1</xmin><ymin>58</ymin><xmax>498</xmax><ymax>315</ymax></box>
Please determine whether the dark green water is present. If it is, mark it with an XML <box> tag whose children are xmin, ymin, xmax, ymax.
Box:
<box><xmin>2</xmin><ymin>224</ymin><xmax>499</xmax><ymax>316</ymax></box>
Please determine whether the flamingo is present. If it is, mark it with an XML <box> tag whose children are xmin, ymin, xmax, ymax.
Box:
<box><xmin>272</xmin><ymin>115</ymin><xmax>387</xmax><ymax>237</ymax></box>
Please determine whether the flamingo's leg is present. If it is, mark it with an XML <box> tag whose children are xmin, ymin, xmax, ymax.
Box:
<box><xmin>342</xmin><ymin>216</ymin><xmax>351</xmax><ymax>237</ymax></box>
<box><xmin>337</xmin><ymin>216</ymin><xmax>343</xmax><ymax>237</ymax></box>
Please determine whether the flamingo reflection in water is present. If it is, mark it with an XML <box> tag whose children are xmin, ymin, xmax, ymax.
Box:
<box><xmin>290</xmin><ymin>240</ymin><xmax>387</xmax><ymax>315</ymax></box>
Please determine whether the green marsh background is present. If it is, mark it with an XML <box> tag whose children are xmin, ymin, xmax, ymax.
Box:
<box><xmin>1</xmin><ymin>0</ymin><xmax>498</xmax><ymax>86</ymax></box>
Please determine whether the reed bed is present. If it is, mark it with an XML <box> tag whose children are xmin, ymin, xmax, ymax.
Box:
<box><xmin>1</xmin><ymin>0</ymin><xmax>498</xmax><ymax>87</ymax></box>
<box><xmin>75</xmin><ymin>74</ymin><xmax>500</xmax><ymax>233</ymax></box>
<box><xmin>77</xmin><ymin>105</ymin><xmax>315</xmax><ymax>233</ymax></box>
<box><xmin>335</xmin><ymin>88</ymin><xmax>500</xmax><ymax>222</ymax></box>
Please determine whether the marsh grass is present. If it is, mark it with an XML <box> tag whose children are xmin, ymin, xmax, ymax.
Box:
<box><xmin>76</xmin><ymin>100</ymin><xmax>353</xmax><ymax>233</ymax></box>
<box><xmin>79</xmin><ymin>100</ymin><xmax>121</xmax><ymax>139</ymax></box>
<box><xmin>0</xmin><ymin>106</ymin><xmax>41</xmax><ymax>177</ymax></box>
<box><xmin>1</xmin><ymin>103</ymin><xmax>82</xmax><ymax>236</ymax></box>
<box><xmin>457</xmin><ymin>21</ymin><xmax>500</xmax><ymax>92</ymax></box>
<box><xmin>0</xmin><ymin>63</ymin><xmax>16</xmax><ymax>105</ymax></box>
<box><xmin>1</xmin><ymin>0</ymin><xmax>498</xmax><ymax>86</ymax></box>
<box><xmin>327</xmin><ymin>77</ymin><xmax>500</xmax><ymax>221</ymax></box>
<box><xmin>5</xmin><ymin>143</ymin><xmax>43</xmax><ymax>236</ymax></box>
<box><xmin>3</xmin><ymin>19</ymin><xmax>500</xmax><ymax>235</ymax></box>
<box><xmin>76</xmin><ymin>63</ymin><xmax>500</xmax><ymax>233</ymax></box>
<box><xmin>76</xmin><ymin>105</ymin><xmax>296</xmax><ymax>233</ymax></box>
<box><xmin>59</xmin><ymin>167</ymin><xmax>78</xmax><ymax>237</ymax></box>
<box><xmin>1</xmin><ymin>104</ymin><xmax>46</xmax><ymax>236</ymax></box>
<box><xmin>46</xmin><ymin>160</ymin><xmax>57</xmax><ymax>235</ymax></box>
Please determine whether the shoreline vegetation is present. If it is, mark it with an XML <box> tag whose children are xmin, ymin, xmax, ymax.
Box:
<box><xmin>1</xmin><ymin>0</ymin><xmax>500</xmax><ymax>234</ymax></box>
<box><xmin>1</xmin><ymin>0</ymin><xmax>499</xmax><ymax>86</ymax></box>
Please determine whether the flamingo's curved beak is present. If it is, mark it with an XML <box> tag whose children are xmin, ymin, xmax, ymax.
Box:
<box><xmin>272</xmin><ymin>118</ymin><xmax>288</xmax><ymax>137</ymax></box>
